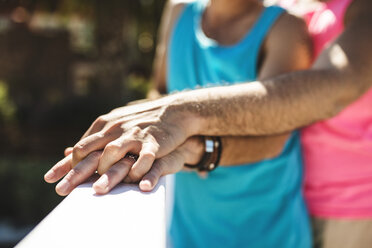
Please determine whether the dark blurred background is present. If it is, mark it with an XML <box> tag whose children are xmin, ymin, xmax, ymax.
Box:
<box><xmin>0</xmin><ymin>0</ymin><xmax>165</xmax><ymax>246</ymax></box>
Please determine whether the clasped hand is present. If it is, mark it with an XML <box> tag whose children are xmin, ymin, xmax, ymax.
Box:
<box><xmin>44</xmin><ymin>98</ymin><xmax>203</xmax><ymax>195</ymax></box>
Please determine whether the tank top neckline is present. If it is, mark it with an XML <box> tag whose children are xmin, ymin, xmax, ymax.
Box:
<box><xmin>195</xmin><ymin>3</ymin><xmax>274</xmax><ymax>49</ymax></box>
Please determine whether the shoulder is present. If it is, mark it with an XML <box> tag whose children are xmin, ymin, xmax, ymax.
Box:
<box><xmin>265</xmin><ymin>9</ymin><xmax>312</xmax><ymax>58</ymax></box>
<box><xmin>167</xmin><ymin>0</ymin><xmax>193</xmax><ymax>15</ymax></box>
<box><xmin>264</xmin><ymin>9</ymin><xmax>312</xmax><ymax>59</ymax></box>
<box><xmin>164</xmin><ymin>0</ymin><xmax>188</xmax><ymax>21</ymax></box>
<box><xmin>258</xmin><ymin>8</ymin><xmax>312</xmax><ymax>78</ymax></box>
<box><xmin>161</xmin><ymin>0</ymin><xmax>194</xmax><ymax>36</ymax></box>
<box><xmin>269</xmin><ymin>10</ymin><xmax>310</xmax><ymax>46</ymax></box>
<box><xmin>157</xmin><ymin>0</ymin><xmax>190</xmax><ymax>45</ymax></box>
<box><xmin>152</xmin><ymin>0</ymin><xmax>191</xmax><ymax>93</ymax></box>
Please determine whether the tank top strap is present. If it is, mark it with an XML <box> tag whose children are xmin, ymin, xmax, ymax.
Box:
<box><xmin>192</xmin><ymin>3</ymin><xmax>285</xmax><ymax>49</ymax></box>
<box><xmin>247</xmin><ymin>5</ymin><xmax>285</xmax><ymax>50</ymax></box>
<box><xmin>244</xmin><ymin>5</ymin><xmax>285</xmax><ymax>76</ymax></box>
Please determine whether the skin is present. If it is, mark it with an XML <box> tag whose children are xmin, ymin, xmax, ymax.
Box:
<box><xmin>44</xmin><ymin>0</ymin><xmax>312</xmax><ymax>195</ymax></box>
<box><xmin>151</xmin><ymin>0</ymin><xmax>311</xmax><ymax>166</ymax></box>
<box><xmin>45</xmin><ymin>0</ymin><xmax>372</xmax><ymax>195</ymax></box>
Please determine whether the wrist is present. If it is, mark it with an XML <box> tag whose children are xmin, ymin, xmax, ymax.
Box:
<box><xmin>181</xmin><ymin>136</ymin><xmax>205</xmax><ymax>165</ymax></box>
<box><xmin>164</xmin><ymin>94</ymin><xmax>204</xmax><ymax>137</ymax></box>
<box><xmin>184</xmin><ymin>136</ymin><xmax>222</xmax><ymax>171</ymax></box>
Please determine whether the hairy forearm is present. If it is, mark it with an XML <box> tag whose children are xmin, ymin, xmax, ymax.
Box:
<box><xmin>167</xmin><ymin>10</ymin><xmax>372</xmax><ymax>137</ymax></box>
<box><xmin>167</xmin><ymin>66</ymin><xmax>367</xmax><ymax>137</ymax></box>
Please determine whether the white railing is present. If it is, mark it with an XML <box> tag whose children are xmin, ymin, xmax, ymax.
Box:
<box><xmin>16</xmin><ymin>178</ymin><xmax>167</xmax><ymax>248</ymax></box>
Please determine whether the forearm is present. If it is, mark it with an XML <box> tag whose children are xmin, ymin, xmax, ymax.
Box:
<box><xmin>219</xmin><ymin>133</ymin><xmax>290</xmax><ymax>166</ymax></box>
<box><xmin>167</xmin><ymin>66</ymin><xmax>366</xmax><ymax>137</ymax></box>
<box><xmin>165</xmin><ymin>11</ymin><xmax>372</xmax><ymax>137</ymax></box>
<box><xmin>183</xmin><ymin>133</ymin><xmax>289</xmax><ymax>167</ymax></box>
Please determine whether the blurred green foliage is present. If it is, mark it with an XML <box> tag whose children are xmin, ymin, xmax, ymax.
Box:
<box><xmin>0</xmin><ymin>81</ymin><xmax>16</xmax><ymax>122</ymax></box>
<box><xmin>0</xmin><ymin>0</ymin><xmax>166</xmax><ymax>237</ymax></box>
<box><xmin>0</xmin><ymin>157</ymin><xmax>63</xmax><ymax>225</ymax></box>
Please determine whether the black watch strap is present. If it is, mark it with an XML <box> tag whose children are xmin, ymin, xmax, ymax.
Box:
<box><xmin>185</xmin><ymin>136</ymin><xmax>222</xmax><ymax>172</ymax></box>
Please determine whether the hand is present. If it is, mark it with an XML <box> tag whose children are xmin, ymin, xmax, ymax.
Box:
<box><xmin>44</xmin><ymin>149</ymin><xmax>136</xmax><ymax>196</ymax></box>
<box><xmin>44</xmin><ymin>136</ymin><xmax>204</xmax><ymax>195</ymax></box>
<box><xmin>70</xmin><ymin>96</ymin><xmax>198</xmax><ymax>183</ymax></box>
<box><xmin>139</xmin><ymin>136</ymin><xmax>205</xmax><ymax>191</ymax></box>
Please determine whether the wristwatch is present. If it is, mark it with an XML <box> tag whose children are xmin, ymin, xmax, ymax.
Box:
<box><xmin>185</xmin><ymin>136</ymin><xmax>222</xmax><ymax>172</ymax></box>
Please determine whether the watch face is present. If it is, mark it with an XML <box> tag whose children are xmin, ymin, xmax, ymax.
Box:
<box><xmin>205</xmin><ymin>139</ymin><xmax>214</xmax><ymax>153</ymax></box>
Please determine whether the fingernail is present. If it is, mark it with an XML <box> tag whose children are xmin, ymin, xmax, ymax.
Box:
<box><xmin>44</xmin><ymin>170</ymin><xmax>55</xmax><ymax>180</ymax></box>
<box><xmin>56</xmin><ymin>180</ymin><xmax>70</xmax><ymax>195</ymax></box>
<box><xmin>140</xmin><ymin>180</ymin><xmax>152</xmax><ymax>191</ymax></box>
<box><xmin>95</xmin><ymin>175</ymin><xmax>108</xmax><ymax>189</ymax></box>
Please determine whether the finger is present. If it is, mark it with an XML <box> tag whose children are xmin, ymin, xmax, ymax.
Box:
<box><xmin>56</xmin><ymin>151</ymin><xmax>101</xmax><ymax>196</ymax></box>
<box><xmin>127</xmin><ymin>143</ymin><xmax>157</xmax><ymax>183</ymax></box>
<box><xmin>139</xmin><ymin>150</ymin><xmax>184</xmax><ymax>192</ymax></box>
<box><xmin>72</xmin><ymin>131</ymin><xmax>119</xmax><ymax>167</ymax></box>
<box><xmin>93</xmin><ymin>157</ymin><xmax>135</xmax><ymax>194</ymax></box>
<box><xmin>139</xmin><ymin>162</ymin><xmax>163</xmax><ymax>192</ymax></box>
<box><xmin>197</xmin><ymin>172</ymin><xmax>208</xmax><ymax>179</ymax></box>
<box><xmin>81</xmin><ymin>116</ymin><xmax>108</xmax><ymax>140</ymax></box>
<box><xmin>64</xmin><ymin>147</ymin><xmax>73</xmax><ymax>157</ymax></box>
<box><xmin>44</xmin><ymin>154</ymin><xmax>73</xmax><ymax>183</ymax></box>
<box><xmin>96</xmin><ymin>138</ymin><xmax>140</xmax><ymax>175</ymax></box>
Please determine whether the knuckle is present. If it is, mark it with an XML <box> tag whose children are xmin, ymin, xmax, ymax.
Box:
<box><xmin>96</xmin><ymin>115</ymin><xmax>108</xmax><ymax>124</ymax></box>
<box><xmin>140</xmin><ymin>151</ymin><xmax>156</xmax><ymax>161</ymax></box>
<box><xmin>131</xmin><ymin>126</ymin><xmax>142</xmax><ymax>135</ymax></box>
<box><xmin>95</xmin><ymin>131</ymin><xmax>105</xmax><ymax>139</ymax></box>
<box><xmin>105</xmin><ymin>143</ymin><xmax>121</xmax><ymax>154</ymax></box>
<box><xmin>109</xmin><ymin>120</ymin><xmax>124</xmax><ymax>131</ymax></box>
<box><xmin>73</xmin><ymin>143</ymin><xmax>86</xmax><ymax>157</ymax></box>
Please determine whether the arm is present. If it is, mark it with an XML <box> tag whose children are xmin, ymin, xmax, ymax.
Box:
<box><xmin>217</xmin><ymin>12</ymin><xmax>312</xmax><ymax>165</ymax></box>
<box><xmin>82</xmin><ymin>0</ymin><xmax>371</xmax><ymax>139</ymax></box>
<box><xmin>44</xmin><ymin>9</ymin><xmax>312</xmax><ymax>194</ymax></box>
<box><xmin>44</xmin><ymin>1</ymin><xmax>188</xmax><ymax>196</ymax></box>
<box><xmin>149</xmin><ymin>0</ymin><xmax>185</xmax><ymax>97</ymax></box>
<box><xmin>175</xmin><ymin>0</ymin><xmax>372</xmax><ymax>136</ymax></box>
<box><xmin>45</xmin><ymin>0</ymin><xmax>370</xmax><ymax>193</ymax></box>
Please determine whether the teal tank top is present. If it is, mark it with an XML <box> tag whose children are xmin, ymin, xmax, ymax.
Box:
<box><xmin>167</xmin><ymin>2</ymin><xmax>311</xmax><ymax>247</ymax></box>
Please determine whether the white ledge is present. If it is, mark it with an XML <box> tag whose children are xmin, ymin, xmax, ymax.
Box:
<box><xmin>16</xmin><ymin>178</ymin><xmax>166</xmax><ymax>248</ymax></box>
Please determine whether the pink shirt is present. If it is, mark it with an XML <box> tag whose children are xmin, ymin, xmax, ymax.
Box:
<box><xmin>282</xmin><ymin>0</ymin><xmax>372</xmax><ymax>218</ymax></box>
